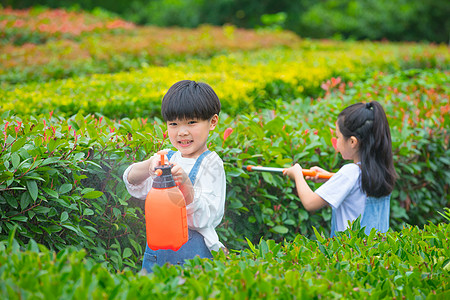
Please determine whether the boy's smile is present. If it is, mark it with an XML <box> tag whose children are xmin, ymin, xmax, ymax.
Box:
<box><xmin>167</xmin><ymin>114</ymin><xmax>218</xmax><ymax>159</ymax></box>
<box><xmin>178</xmin><ymin>139</ymin><xmax>193</xmax><ymax>146</ymax></box>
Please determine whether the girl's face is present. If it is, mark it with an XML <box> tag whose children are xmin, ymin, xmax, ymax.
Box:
<box><xmin>335</xmin><ymin>122</ymin><xmax>359</xmax><ymax>163</ymax></box>
<box><xmin>167</xmin><ymin>114</ymin><xmax>218</xmax><ymax>159</ymax></box>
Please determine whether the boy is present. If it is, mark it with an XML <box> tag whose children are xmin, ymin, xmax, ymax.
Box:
<box><xmin>123</xmin><ymin>80</ymin><xmax>226</xmax><ymax>272</ymax></box>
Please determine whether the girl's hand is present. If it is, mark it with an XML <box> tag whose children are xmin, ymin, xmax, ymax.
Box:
<box><xmin>308</xmin><ymin>166</ymin><xmax>331</xmax><ymax>183</ymax></box>
<box><xmin>283</xmin><ymin>163</ymin><xmax>303</xmax><ymax>180</ymax></box>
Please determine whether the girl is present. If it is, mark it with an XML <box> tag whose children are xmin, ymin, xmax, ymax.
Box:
<box><xmin>283</xmin><ymin>101</ymin><xmax>397</xmax><ymax>237</ymax></box>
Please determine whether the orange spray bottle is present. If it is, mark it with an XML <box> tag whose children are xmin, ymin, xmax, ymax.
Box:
<box><xmin>145</xmin><ymin>150</ymin><xmax>188</xmax><ymax>251</ymax></box>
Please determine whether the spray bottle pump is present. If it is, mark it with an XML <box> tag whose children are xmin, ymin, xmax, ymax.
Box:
<box><xmin>145</xmin><ymin>150</ymin><xmax>188</xmax><ymax>251</ymax></box>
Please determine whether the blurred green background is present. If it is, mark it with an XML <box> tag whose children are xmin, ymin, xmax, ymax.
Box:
<box><xmin>2</xmin><ymin>0</ymin><xmax>449</xmax><ymax>43</ymax></box>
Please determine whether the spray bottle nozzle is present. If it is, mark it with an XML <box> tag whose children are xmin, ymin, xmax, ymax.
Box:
<box><xmin>157</xmin><ymin>150</ymin><xmax>168</xmax><ymax>166</ymax></box>
<box><xmin>153</xmin><ymin>150</ymin><xmax>168</xmax><ymax>176</ymax></box>
<box><xmin>153</xmin><ymin>150</ymin><xmax>176</xmax><ymax>188</ymax></box>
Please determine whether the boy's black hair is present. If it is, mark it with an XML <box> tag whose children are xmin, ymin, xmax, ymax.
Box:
<box><xmin>161</xmin><ymin>80</ymin><xmax>221</xmax><ymax>121</ymax></box>
<box><xmin>337</xmin><ymin>101</ymin><xmax>397</xmax><ymax>197</ymax></box>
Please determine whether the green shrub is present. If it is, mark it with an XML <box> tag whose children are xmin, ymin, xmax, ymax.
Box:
<box><xmin>1</xmin><ymin>210</ymin><xmax>449</xmax><ymax>298</ymax></box>
<box><xmin>1</xmin><ymin>69</ymin><xmax>448</xmax><ymax>267</ymax></box>
<box><xmin>0</xmin><ymin>112</ymin><xmax>170</xmax><ymax>271</ymax></box>
<box><xmin>0</xmin><ymin>6</ymin><xmax>134</xmax><ymax>46</ymax></box>
<box><xmin>0</xmin><ymin>8</ymin><xmax>301</xmax><ymax>84</ymax></box>
<box><xmin>2</xmin><ymin>41</ymin><xmax>449</xmax><ymax>118</ymax></box>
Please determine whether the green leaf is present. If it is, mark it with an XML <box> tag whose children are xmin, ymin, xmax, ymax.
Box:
<box><xmin>113</xmin><ymin>207</ymin><xmax>121</xmax><ymax>219</ymax></box>
<box><xmin>47</xmin><ymin>137</ymin><xmax>59</xmax><ymax>153</ymax></box>
<box><xmin>27</xmin><ymin>239</ymin><xmax>40</xmax><ymax>252</ymax></box>
<box><xmin>284</xmin><ymin>219</ymin><xmax>296</xmax><ymax>226</ymax></box>
<box><xmin>11</xmin><ymin>216</ymin><xmax>28</xmax><ymax>222</ymax></box>
<box><xmin>272</xmin><ymin>225</ymin><xmax>289</xmax><ymax>234</ymax></box>
<box><xmin>259</xmin><ymin>239</ymin><xmax>269</xmax><ymax>258</ymax></box>
<box><xmin>245</xmin><ymin>237</ymin><xmax>257</xmax><ymax>254</ymax></box>
<box><xmin>85</xmin><ymin>161</ymin><xmax>102</xmax><ymax>169</ymax></box>
<box><xmin>33</xmin><ymin>206</ymin><xmax>50</xmax><ymax>214</ymax></box>
<box><xmin>313</xmin><ymin>226</ymin><xmax>326</xmax><ymax>243</ymax></box>
<box><xmin>3</xmin><ymin>159</ymin><xmax>10</xmax><ymax>170</ymax></box>
<box><xmin>11</xmin><ymin>137</ymin><xmax>27</xmax><ymax>153</ymax></box>
<box><xmin>26</xmin><ymin>180</ymin><xmax>38</xmax><ymax>201</ymax></box>
<box><xmin>60</xmin><ymin>212</ymin><xmax>69</xmax><ymax>222</ymax></box>
<box><xmin>262</xmin><ymin>172</ymin><xmax>275</xmax><ymax>185</ymax></box>
<box><xmin>41</xmin><ymin>157</ymin><xmax>61</xmax><ymax>166</ymax></box>
<box><xmin>6</xmin><ymin>196</ymin><xmax>18</xmax><ymax>209</ymax></box>
<box><xmin>22</xmin><ymin>176</ymin><xmax>45</xmax><ymax>182</ymax></box>
<box><xmin>62</xmin><ymin>224</ymin><xmax>79</xmax><ymax>234</ymax></box>
<box><xmin>11</xmin><ymin>153</ymin><xmax>20</xmax><ymax>170</ymax></box>
<box><xmin>84</xmin><ymin>226</ymin><xmax>98</xmax><ymax>233</ymax></box>
<box><xmin>83</xmin><ymin>208</ymin><xmax>94</xmax><ymax>216</ymax></box>
<box><xmin>81</xmin><ymin>188</ymin><xmax>95</xmax><ymax>195</ymax></box>
<box><xmin>123</xmin><ymin>248</ymin><xmax>132</xmax><ymax>258</ymax></box>
<box><xmin>83</xmin><ymin>191</ymin><xmax>103</xmax><ymax>199</ymax></box>
<box><xmin>42</xmin><ymin>187</ymin><xmax>58</xmax><ymax>198</ymax></box>
<box><xmin>59</xmin><ymin>183</ymin><xmax>72</xmax><ymax>194</ymax></box>
<box><xmin>129</xmin><ymin>238</ymin><xmax>141</xmax><ymax>255</ymax></box>
<box><xmin>28</xmin><ymin>211</ymin><xmax>35</xmax><ymax>220</ymax></box>
<box><xmin>155</xmin><ymin>125</ymin><xmax>164</xmax><ymax>139</ymax></box>
<box><xmin>444</xmin><ymin>260</ymin><xmax>450</xmax><ymax>271</ymax></box>
<box><xmin>227</xmin><ymin>167</ymin><xmax>245</xmax><ymax>177</ymax></box>
<box><xmin>20</xmin><ymin>193</ymin><xmax>32</xmax><ymax>210</ymax></box>
<box><xmin>229</xmin><ymin>199</ymin><xmax>243</xmax><ymax>209</ymax></box>
<box><xmin>47</xmin><ymin>225</ymin><xmax>62</xmax><ymax>233</ymax></box>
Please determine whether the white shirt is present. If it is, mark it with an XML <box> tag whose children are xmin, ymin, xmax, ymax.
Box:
<box><xmin>123</xmin><ymin>150</ymin><xmax>226</xmax><ymax>252</ymax></box>
<box><xmin>315</xmin><ymin>163</ymin><xmax>366</xmax><ymax>232</ymax></box>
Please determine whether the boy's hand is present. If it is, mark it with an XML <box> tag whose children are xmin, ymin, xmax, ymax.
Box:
<box><xmin>170</xmin><ymin>162</ymin><xmax>190</xmax><ymax>186</ymax></box>
<box><xmin>148</xmin><ymin>153</ymin><xmax>168</xmax><ymax>177</ymax></box>
<box><xmin>283</xmin><ymin>163</ymin><xmax>303</xmax><ymax>180</ymax></box>
<box><xmin>171</xmin><ymin>162</ymin><xmax>194</xmax><ymax>205</ymax></box>
<box><xmin>308</xmin><ymin>166</ymin><xmax>331</xmax><ymax>183</ymax></box>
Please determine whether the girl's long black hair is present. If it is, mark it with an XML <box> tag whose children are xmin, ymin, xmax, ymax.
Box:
<box><xmin>337</xmin><ymin>101</ymin><xmax>397</xmax><ymax>197</ymax></box>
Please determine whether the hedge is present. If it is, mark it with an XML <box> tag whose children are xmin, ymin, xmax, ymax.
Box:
<box><xmin>2</xmin><ymin>40</ymin><xmax>449</xmax><ymax>119</ymax></box>
<box><xmin>1</xmin><ymin>68</ymin><xmax>448</xmax><ymax>271</ymax></box>
<box><xmin>1</xmin><ymin>209</ymin><xmax>449</xmax><ymax>298</ymax></box>
<box><xmin>1</xmin><ymin>7</ymin><xmax>449</xmax><ymax>274</ymax></box>
<box><xmin>0</xmin><ymin>8</ymin><xmax>300</xmax><ymax>84</ymax></box>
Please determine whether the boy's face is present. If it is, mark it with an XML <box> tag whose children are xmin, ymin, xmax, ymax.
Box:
<box><xmin>167</xmin><ymin>114</ymin><xmax>218</xmax><ymax>159</ymax></box>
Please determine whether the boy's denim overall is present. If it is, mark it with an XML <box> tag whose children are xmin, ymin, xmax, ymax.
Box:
<box><xmin>330</xmin><ymin>194</ymin><xmax>390</xmax><ymax>237</ymax></box>
<box><xmin>141</xmin><ymin>150</ymin><xmax>213</xmax><ymax>273</ymax></box>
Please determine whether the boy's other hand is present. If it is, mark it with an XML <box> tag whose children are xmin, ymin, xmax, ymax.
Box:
<box><xmin>171</xmin><ymin>162</ymin><xmax>194</xmax><ymax>205</ymax></box>
<box><xmin>171</xmin><ymin>162</ymin><xmax>190</xmax><ymax>186</ymax></box>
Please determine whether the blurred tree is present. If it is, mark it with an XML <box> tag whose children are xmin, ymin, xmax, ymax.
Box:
<box><xmin>298</xmin><ymin>0</ymin><xmax>450</xmax><ymax>43</ymax></box>
<box><xmin>1</xmin><ymin>0</ymin><xmax>448</xmax><ymax>43</ymax></box>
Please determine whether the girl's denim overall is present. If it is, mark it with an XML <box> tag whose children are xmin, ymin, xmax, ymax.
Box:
<box><xmin>330</xmin><ymin>194</ymin><xmax>390</xmax><ymax>237</ymax></box>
